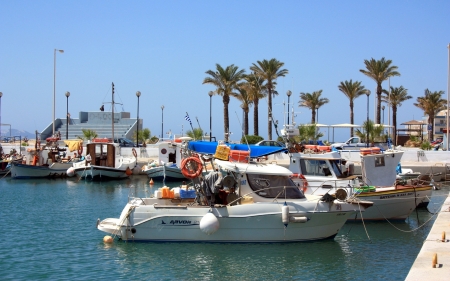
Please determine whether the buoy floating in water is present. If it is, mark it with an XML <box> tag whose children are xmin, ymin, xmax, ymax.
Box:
<box><xmin>149</xmin><ymin>178</ymin><xmax>154</xmax><ymax>185</ymax></box>
<box><xmin>103</xmin><ymin>235</ymin><xmax>114</xmax><ymax>243</ymax></box>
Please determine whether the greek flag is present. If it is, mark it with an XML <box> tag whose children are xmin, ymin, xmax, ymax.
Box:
<box><xmin>185</xmin><ymin>114</ymin><xmax>192</xmax><ymax>125</ymax></box>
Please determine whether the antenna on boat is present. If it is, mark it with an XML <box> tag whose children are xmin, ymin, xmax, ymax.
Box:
<box><xmin>235</xmin><ymin>111</ymin><xmax>250</xmax><ymax>151</ymax></box>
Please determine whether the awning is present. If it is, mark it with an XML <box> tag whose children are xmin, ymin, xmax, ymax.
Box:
<box><xmin>329</xmin><ymin>123</ymin><xmax>362</xmax><ymax>128</ymax></box>
<box><xmin>187</xmin><ymin>141</ymin><xmax>287</xmax><ymax>158</ymax></box>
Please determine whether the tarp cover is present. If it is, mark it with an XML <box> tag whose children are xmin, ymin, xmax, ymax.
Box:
<box><xmin>187</xmin><ymin>141</ymin><xmax>287</xmax><ymax>158</ymax></box>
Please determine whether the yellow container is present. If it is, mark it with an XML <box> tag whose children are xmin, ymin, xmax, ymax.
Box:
<box><xmin>214</xmin><ymin>145</ymin><xmax>230</xmax><ymax>161</ymax></box>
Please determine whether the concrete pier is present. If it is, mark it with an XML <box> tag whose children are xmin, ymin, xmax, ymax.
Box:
<box><xmin>405</xmin><ymin>194</ymin><xmax>450</xmax><ymax>280</ymax></box>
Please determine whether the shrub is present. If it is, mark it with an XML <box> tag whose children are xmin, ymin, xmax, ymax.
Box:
<box><xmin>241</xmin><ymin>135</ymin><xmax>263</xmax><ymax>144</ymax></box>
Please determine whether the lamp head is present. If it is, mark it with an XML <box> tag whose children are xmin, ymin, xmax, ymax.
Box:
<box><xmin>365</xmin><ymin>90</ymin><xmax>371</xmax><ymax>97</ymax></box>
<box><xmin>0</xmin><ymin>92</ymin><xmax>3</xmax><ymax>98</ymax></box>
<box><xmin>286</xmin><ymin>90</ymin><xmax>292</xmax><ymax>97</ymax></box>
<box><xmin>136</xmin><ymin>91</ymin><xmax>141</xmax><ymax>97</ymax></box>
<box><xmin>208</xmin><ymin>91</ymin><xmax>213</xmax><ymax>97</ymax></box>
<box><xmin>161</xmin><ymin>105</ymin><xmax>164</xmax><ymax>110</ymax></box>
<box><xmin>65</xmin><ymin>91</ymin><xmax>70</xmax><ymax>98</ymax></box>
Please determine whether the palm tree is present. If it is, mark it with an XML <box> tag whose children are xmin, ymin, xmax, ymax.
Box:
<box><xmin>381</xmin><ymin>86</ymin><xmax>412</xmax><ymax>144</ymax></box>
<box><xmin>355</xmin><ymin>120</ymin><xmax>385</xmax><ymax>145</ymax></box>
<box><xmin>413</xmin><ymin>89</ymin><xmax>447</xmax><ymax>141</ymax></box>
<box><xmin>338</xmin><ymin>80</ymin><xmax>366</xmax><ymax>136</ymax></box>
<box><xmin>232</xmin><ymin>88</ymin><xmax>253</xmax><ymax>136</ymax></box>
<box><xmin>186</xmin><ymin>128</ymin><xmax>204</xmax><ymax>140</ymax></box>
<box><xmin>250</xmin><ymin>58</ymin><xmax>288</xmax><ymax>140</ymax></box>
<box><xmin>203</xmin><ymin>64</ymin><xmax>246</xmax><ymax>142</ymax></box>
<box><xmin>360</xmin><ymin>57</ymin><xmax>400</xmax><ymax>124</ymax></box>
<box><xmin>80</xmin><ymin>129</ymin><xmax>98</xmax><ymax>141</ymax></box>
<box><xmin>299</xmin><ymin>90</ymin><xmax>329</xmax><ymax>123</ymax></box>
<box><xmin>242</xmin><ymin>74</ymin><xmax>267</xmax><ymax>136</ymax></box>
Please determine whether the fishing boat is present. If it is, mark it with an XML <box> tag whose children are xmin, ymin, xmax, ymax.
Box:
<box><xmin>67</xmin><ymin>138</ymin><xmax>136</xmax><ymax>180</ymax></box>
<box><xmin>97</xmin><ymin>140</ymin><xmax>372</xmax><ymax>242</ymax></box>
<box><xmin>286</xmin><ymin>144</ymin><xmax>433</xmax><ymax>221</ymax></box>
<box><xmin>10</xmin><ymin>136</ymin><xmax>78</xmax><ymax>179</ymax></box>
<box><xmin>141</xmin><ymin>138</ymin><xmax>189</xmax><ymax>181</ymax></box>
<box><xmin>67</xmin><ymin>83</ymin><xmax>137</xmax><ymax>181</ymax></box>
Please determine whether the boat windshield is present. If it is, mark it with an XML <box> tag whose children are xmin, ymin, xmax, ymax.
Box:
<box><xmin>298</xmin><ymin>159</ymin><xmax>332</xmax><ymax>177</ymax></box>
<box><xmin>246</xmin><ymin>174</ymin><xmax>305</xmax><ymax>199</ymax></box>
<box><xmin>330</xmin><ymin>160</ymin><xmax>343</xmax><ymax>177</ymax></box>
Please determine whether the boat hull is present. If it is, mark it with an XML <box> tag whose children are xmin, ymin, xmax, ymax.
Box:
<box><xmin>98</xmin><ymin>200</ymin><xmax>359</xmax><ymax>242</ymax></box>
<box><xmin>144</xmin><ymin>165</ymin><xmax>186</xmax><ymax>181</ymax></box>
<box><xmin>10</xmin><ymin>162</ymin><xmax>71</xmax><ymax>179</ymax></box>
<box><xmin>349</xmin><ymin>185</ymin><xmax>432</xmax><ymax>221</ymax></box>
<box><xmin>74</xmin><ymin>165</ymin><xmax>132</xmax><ymax>180</ymax></box>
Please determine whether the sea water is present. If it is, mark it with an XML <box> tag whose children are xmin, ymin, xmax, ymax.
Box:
<box><xmin>0</xmin><ymin>176</ymin><xmax>448</xmax><ymax>280</ymax></box>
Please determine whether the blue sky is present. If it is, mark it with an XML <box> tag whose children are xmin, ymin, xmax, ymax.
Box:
<box><xmin>1</xmin><ymin>1</ymin><xmax>449</xmax><ymax>142</ymax></box>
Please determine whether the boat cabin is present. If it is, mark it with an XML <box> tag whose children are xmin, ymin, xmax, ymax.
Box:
<box><xmin>86</xmin><ymin>142</ymin><xmax>118</xmax><ymax>167</ymax></box>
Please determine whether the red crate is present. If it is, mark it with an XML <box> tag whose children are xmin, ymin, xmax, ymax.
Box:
<box><xmin>229</xmin><ymin>150</ymin><xmax>250</xmax><ymax>163</ymax></box>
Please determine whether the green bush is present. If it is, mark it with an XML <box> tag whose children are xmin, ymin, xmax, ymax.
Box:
<box><xmin>420</xmin><ymin>141</ymin><xmax>432</xmax><ymax>151</ymax></box>
<box><xmin>241</xmin><ymin>135</ymin><xmax>263</xmax><ymax>144</ymax></box>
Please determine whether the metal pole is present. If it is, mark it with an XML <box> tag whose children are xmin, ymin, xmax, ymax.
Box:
<box><xmin>136</xmin><ymin>91</ymin><xmax>141</xmax><ymax>147</ymax></box>
<box><xmin>161</xmin><ymin>107</ymin><xmax>163</xmax><ymax>139</ymax></box>
<box><xmin>209</xmin><ymin>92</ymin><xmax>212</xmax><ymax>141</ymax></box>
<box><xmin>366</xmin><ymin>90</ymin><xmax>370</xmax><ymax>148</ymax></box>
<box><xmin>287</xmin><ymin>90</ymin><xmax>292</xmax><ymax>125</ymax></box>
<box><xmin>65</xmin><ymin>91</ymin><xmax>70</xmax><ymax>139</ymax></box>
<box><xmin>53</xmin><ymin>49</ymin><xmax>64</xmax><ymax>136</ymax></box>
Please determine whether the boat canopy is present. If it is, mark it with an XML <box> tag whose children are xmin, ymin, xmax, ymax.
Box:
<box><xmin>187</xmin><ymin>141</ymin><xmax>287</xmax><ymax>158</ymax></box>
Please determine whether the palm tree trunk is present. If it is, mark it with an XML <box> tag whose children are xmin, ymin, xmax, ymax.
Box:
<box><xmin>393</xmin><ymin>106</ymin><xmax>397</xmax><ymax>145</ymax></box>
<box><xmin>223</xmin><ymin>95</ymin><xmax>230</xmax><ymax>142</ymax></box>
<box><xmin>268</xmin><ymin>89</ymin><xmax>273</xmax><ymax>140</ymax></box>
<box><xmin>350</xmin><ymin>101</ymin><xmax>354</xmax><ymax>136</ymax></box>
<box><xmin>311</xmin><ymin>109</ymin><xmax>316</xmax><ymax>124</ymax></box>
<box><xmin>429</xmin><ymin>115</ymin><xmax>434</xmax><ymax>142</ymax></box>
<box><xmin>376</xmin><ymin>83</ymin><xmax>382</xmax><ymax>124</ymax></box>
<box><xmin>254</xmin><ymin>99</ymin><xmax>259</xmax><ymax>136</ymax></box>
<box><xmin>244</xmin><ymin>110</ymin><xmax>249</xmax><ymax>136</ymax></box>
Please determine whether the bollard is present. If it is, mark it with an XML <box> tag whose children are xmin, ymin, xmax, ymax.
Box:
<box><xmin>442</xmin><ymin>231</ymin><xmax>446</xmax><ymax>242</ymax></box>
<box><xmin>432</xmin><ymin>253</ymin><xmax>437</xmax><ymax>268</ymax></box>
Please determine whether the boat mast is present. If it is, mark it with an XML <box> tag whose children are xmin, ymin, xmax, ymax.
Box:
<box><xmin>112</xmin><ymin>82</ymin><xmax>114</xmax><ymax>141</ymax></box>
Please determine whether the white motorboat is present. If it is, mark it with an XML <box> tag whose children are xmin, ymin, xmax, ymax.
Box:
<box><xmin>287</xmin><ymin>145</ymin><xmax>433</xmax><ymax>221</ymax></box>
<box><xmin>142</xmin><ymin>138</ymin><xmax>189</xmax><ymax>181</ymax></box>
<box><xmin>68</xmin><ymin>139</ymin><xmax>136</xmax><ymax>180</ymax></box>
<box><xmin>97</xmin><ymin>143</ymin><xmax>372</xmax><ymax>242</ymax></box>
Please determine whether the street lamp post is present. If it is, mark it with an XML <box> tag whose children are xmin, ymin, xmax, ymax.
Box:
<box><xmin>208</xmin><ymin>91</ymin><xmax>213</xmax><ymax>141</ymax></box>
<box><xmin>136</xmin><ymin>91</ymin><xmax>141</xmax><ymax>147</ymax></box>
<box><xmin>53</xmin><ymin>49</ymin><xmax>64</xmax><ymax>136</ymax></box>
<box><xmin>65</xmin><ymin>91</ymin><xmax>70</xmax><ymax>140</ymax></box>
<box><xmin>161</xmin><ymin>105</ymin><xmax>164</xmax><ymax>140</ymax></box>
<box><xmin>366</xmin><ymin>90</ymin><xmax>371</xmax><ymax>148</ymax></box>
<box><xmin>286</xmin><ymin>90</ymin><xmax>292</xmax><ymax>125</ymax></box>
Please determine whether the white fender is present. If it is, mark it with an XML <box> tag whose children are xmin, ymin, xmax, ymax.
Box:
<box><xmin>66</xmin><ymin>167</ymin><xmax>75</xmax><ymax>177</ymax></box>
<box><xmin>282</xmin><ymin>203</ymin><xmax>289</xmax><ymax>227</ymax></box>
<box><xmin>199</xmin><ymin>213</ymin><xmax>220</xmax><ymax>235</ymax></box>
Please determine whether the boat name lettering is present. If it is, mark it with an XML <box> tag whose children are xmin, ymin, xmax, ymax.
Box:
<box><xmin>241</xmin><ymin>180</ymin><xmax>247</xmax><ymax>185</ymax></box>
<box><xmin>170</xmin><ymin>220</ymin><xmax>192</xmax><ymax>225</ymax></box>
<box><xmin>380</xmin><ymin>192</ymin><xmax>413</xmax><ymax>199</ymax></box>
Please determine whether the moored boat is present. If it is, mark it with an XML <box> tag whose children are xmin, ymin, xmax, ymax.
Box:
<box><xmin>97</xmin><ymin>140</ymin><xmax>372</xmax><ymax>242</ymax></box>
<box><xmin>287</xmin><ymin>145</ymin><xmax>432</xmax><ymax>221</ymax></box>
<box><xmin>68</xmin><ymin>140</ymin><xmax>136</xmax><ymax>180</ymax></box>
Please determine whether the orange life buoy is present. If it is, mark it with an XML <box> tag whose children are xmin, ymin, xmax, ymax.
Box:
<box><xmin>78</xmin><ymin>145</ymin><xmax>83</xmax><ymax>156</ymax></box>
<box><xmin>132</xmin><ymin>148</ymin><xmax>137</xmax><ymax>158</ymax></box>
<box><xmin>181</xmin><ymin>156</ymin><xmax>203</xmax><ymax>179</ymax></box>
<box><xmin>290</xmin><ymin>173</ymin><xmax>308</xmax><ymax>193</ymax></box>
